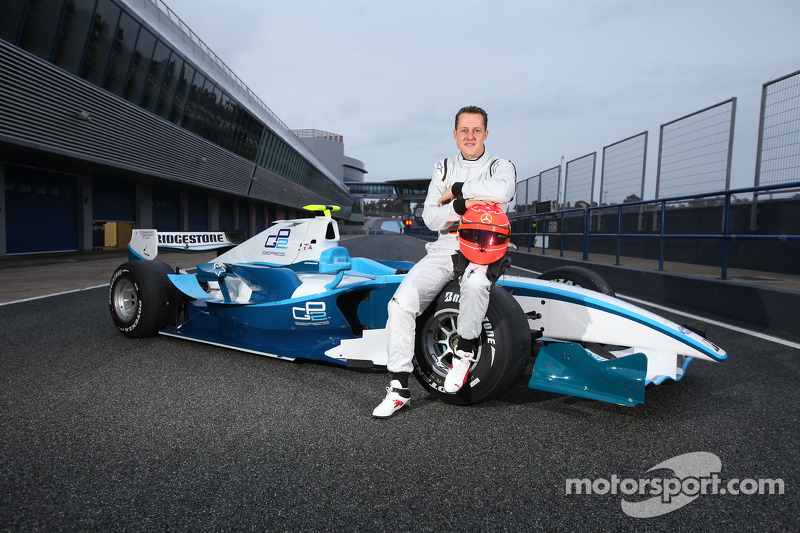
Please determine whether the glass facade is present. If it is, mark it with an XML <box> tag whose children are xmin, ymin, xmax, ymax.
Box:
<box><xmin>3</xmin><ymin>0</ymin><xmax>348</xmax><ymax>206</ymax></box>
<box><xmin>343</xmin><ymin>165</ymin><xmax>365</xmax><ymax>183</ymax></box>
<box><xmin>394</xmin><ymin>183</ymin><xmax>428</xmax><ymax>196</ymax></box>
<box><xmin>52</xmin><ymin>0</ymin><xmax>95</xmax><ymax>74</ymax></box>
<box><xmin>347</xmin><ymin>183</ymin><xmax>396</xmax><ymax>196</ymax></box>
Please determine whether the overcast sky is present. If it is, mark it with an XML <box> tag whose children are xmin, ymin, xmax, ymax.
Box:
<box><xmin>162</xmin><ymin>0</ymin><xmax>798</xmax><ymax>197</ymax></box>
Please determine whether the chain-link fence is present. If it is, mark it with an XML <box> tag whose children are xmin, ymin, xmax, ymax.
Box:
<box><xmin>563</xmin><ymin>153</ymin><xmax>596</xmax><ymax>208</ymax></box>
<box><xmin>600</xmin><ymin>131</ymin><xmax>647</xmax><ymax>205</ymax></box>
<box><xmin>516</xmin><ymin>70</ymin><xmax>797</xmax><ymax>216</ymax></box>
<box><xmin>755</xmin><ymin>69</ymin><xmax>800</xmax><ymax>188</ymax></box>
<box><xmin>514</xmin><ymin>174</ymin><xmax>540</xmax><ymax>214</ymax></box>
<box><xmin>656</xmin><ymin>98</ymin><xmax>736</xmax><ymax>199</ymax></box>
<box><xmin>540</xmin><ymin>165</ymin><xmax>562</xmax><ymax>209</ymax></box>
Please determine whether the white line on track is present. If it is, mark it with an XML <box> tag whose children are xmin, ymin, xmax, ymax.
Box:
<box><xmin>617</xmin><ymin>294</ymin><xmax>800</xmax><ymax>350</ymax></box>
<box><xmin>0</xmin><ymin>284</ymin><xmax>108</xmax><ymax>307</ymax></box>
<box><xmin>509</xmin><ymin>265</ymin><xmax>800</xmax><ymax>350</ymax></box>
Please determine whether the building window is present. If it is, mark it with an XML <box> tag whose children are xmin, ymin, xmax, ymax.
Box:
<box><xmin>17</xmin><ymin>0</ymin><xmax>65</xmax><ymax>61</ymax></box>
<box><xmin>103</xmin><ymin>11</ymin><xmax>139</xmax><ymax>96</ymax></box>
<box><xmin>141</xmin><ymin>40</ymin><xmax>170</xmax><ymax>112</ymax></box>
<box><xmin>191</xmin><ymin>78</ymin><xmax>215</xmax><ymax>135</ymax></box>
<box><xmin>0</xmin><ymin>0</ymin><xmax>28</xmax><ymax>45</ymax></box>
<box><xmin>169</xmin><ymin>62</ymin><xmax>194</xmax><ymax>124</ymax></box>
<box><xmin>180</xmin><ymin>71</ymin><xmax>205</xmax><ymax>129</ymax></box>
<box><xmin>155</xmin><ymin>53</ymin><xmax>182</xmax><ymax>119</ymax></box>
<box><xmin>123</xmin><ymin>27</ymin><xmax>156</xmax><ymax>105</ymax></box>
<box><xmin>52</xmin><ymin>0</ymin><xmax>96</xmax><ymax>75</ymax></box>
<box><xmin>79</xmin><ymin>0</ymin><xmax>120</xmax><ymax>86</ymax></box>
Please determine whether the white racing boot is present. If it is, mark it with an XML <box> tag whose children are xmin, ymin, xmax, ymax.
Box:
<box><xmin>444</xmin><ymin>347</ymin><xmax>476</xmax><ymax>393</ymax></box>
<box><xmin>372</xmin><ymin>380</ymin><xmax>411</xmax><ymax>418</ymax></box>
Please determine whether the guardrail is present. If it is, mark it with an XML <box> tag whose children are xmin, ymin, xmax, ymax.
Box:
<box><xmin>510</xmin><ymin>181</ymin><xmax>800</xmax><ymax>280</ymax></box>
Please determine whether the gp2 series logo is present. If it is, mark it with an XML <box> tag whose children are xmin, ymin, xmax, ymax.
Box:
<box><xmin>265</xmin><ymin>228</ymin><xmax>291</xmax><ymax>249</ymax></box>
<box><xmin>292</xmin><ymin>301</ymin><xmax>328</xmax><ymax>322</ymax></box>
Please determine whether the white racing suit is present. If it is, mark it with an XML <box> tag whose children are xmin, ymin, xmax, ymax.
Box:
<box><xmin>386</xmin><ymin>151</ymin><xmax>517</xmax><ymax>374</ymax></box>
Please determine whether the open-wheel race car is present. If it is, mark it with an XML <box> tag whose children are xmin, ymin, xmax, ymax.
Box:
<box><xmin>108</xmin><ymin>206</ymin><xmax>727</xmax><ymax>407</ymax></box>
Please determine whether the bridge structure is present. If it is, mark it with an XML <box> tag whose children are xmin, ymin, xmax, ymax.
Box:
<box><xmin>347</xmin><ymin>179</ymin><xmax>428</xmax><ymax>203</ymax></box>
<box><xmin>346</xmin><ymin>178</ymin><xmax>430</xmax><ymax>231</ymax></box>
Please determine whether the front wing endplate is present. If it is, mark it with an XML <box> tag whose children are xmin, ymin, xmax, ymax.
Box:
<box><xmin>529</xmin><ymin>341</ymin><xmax>647</xmax><ymax>406</ymax></box>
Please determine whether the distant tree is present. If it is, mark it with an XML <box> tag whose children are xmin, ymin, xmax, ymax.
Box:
<box><xmin>623</xmin><ymin>194</ymin><xmax>641</xmax><ymax>203</ymax></box>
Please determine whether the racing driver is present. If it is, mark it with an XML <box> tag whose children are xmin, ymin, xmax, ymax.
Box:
<box><xmin>373</xmin><ymin>105</ymin><xmax>517</xmax><ymax>418</ymax></box>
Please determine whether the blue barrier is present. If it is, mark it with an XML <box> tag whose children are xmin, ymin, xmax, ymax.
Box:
<box><xmin>510</xmin><ymin>181</ymin><xmax>800</xmax><ymax>279</ymax></box>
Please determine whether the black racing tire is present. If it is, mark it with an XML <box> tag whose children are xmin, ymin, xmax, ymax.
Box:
<box><xmin>108</xmin><ymin>260</ymin><xmax>179</xmax><ymax>338</ymax></box>
<box><xmin>537</xmin><ymin>265</ymin><xmax>615</xmax><ymax>296</ymax></box>
<box><xmin>413</xmin><ymin>280</ymin><xmax>531</xmax><ymax>405</ymax></box>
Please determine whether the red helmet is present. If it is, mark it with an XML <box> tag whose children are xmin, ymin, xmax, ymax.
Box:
<box><xmin>458</xmin><ymin>204</ymin><xmax>511</xmax><ymax>265</ymax></box>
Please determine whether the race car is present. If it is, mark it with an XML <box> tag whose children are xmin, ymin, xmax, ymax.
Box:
<box><xmin>108</xmin><ymin>205</ymin><xmax>727</xmax><ymax>406</ymax></box>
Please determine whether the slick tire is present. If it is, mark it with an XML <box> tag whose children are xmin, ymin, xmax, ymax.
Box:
<box><xmin>537</xmin><ymin>266</ymin><xmax>615</xmax><ymax>296</ymax></box>
<box><xmin>413</xmin><ymin>280</ymin><xmax>531</xmax><ymax>405</ymax></box>
<box><xmin>109</xmin><ymin>260</ymin><xmax>179</xmax><ymax>338</ymax></box>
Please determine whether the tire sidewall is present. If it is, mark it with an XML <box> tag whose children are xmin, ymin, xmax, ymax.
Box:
<box><xmin>109</xmin><ymin>266</ymin><xmax>143</xmax><ymax>334</ymax></box>
<box><xmin>413</xmin><ymin>280</ymin><xmax>530</xmax><ymax>405</ymax></box>
<box><xmin>109</xmin><ymin>261</ymin><xmax>176</xmax><ymax>338</ymax></box>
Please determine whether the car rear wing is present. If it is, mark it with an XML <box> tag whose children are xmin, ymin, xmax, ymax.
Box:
<box><xmin>128</xmin><ymin>229</ymin><xmax>246</xmax><ymax>261</ymax></box>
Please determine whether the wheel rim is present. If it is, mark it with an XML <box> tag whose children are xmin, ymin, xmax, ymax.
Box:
<box><xmin>419</xmin><ymin>309</ymin><xmax>481</xmax><ymax>379</ymax></box>
<box><xmin>113</xmin><ymin>278</ymin><xmax>139</xmax><ymax>321</ymax></box>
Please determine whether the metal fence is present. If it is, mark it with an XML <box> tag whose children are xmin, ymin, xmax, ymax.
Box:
<box><xmin>755</xmin><ymin>69</ymin><xmax>800</xmax><ymax>187</ymax></box>
<box><xmin>563</xmin><ymin>153</ymin><xmax>596</xmax><ymax>207</ymax></box>
<box><xmin>515</xmin><ymin>174</ymin><xmax>540</xmax><ymax>214</ymax></box>
<box><xmin>540</xmin><ymin>165</ymin><xmax>562</xmax><ymax>208</ymax></box>
<box><xmin>655</xmin><ymin>98</ymin><xmax>737</xmax><ymax>199</ymax></box>
<box><xmin>513</xmin><ymin>167</ymin><xmax>560</xmax><ymax>215</ymax></box>
<box><xmin>600</xmin><ymin>131</ymin><xmax>647</xmax><ymax>205</ymax></box>
<box><xmin>510</xmin><ymin>70</ymin><xmax>800</xmax><ymax>230</ymax></box>
<box><xmin>510</xmin><ymin>181</ymin><xmax>800</xmax><ymax>279</ymax></box>
<box><xmin>505</xmin><ymin>70</ymin><xmax>800</xmax><ymax>279</ymax></box>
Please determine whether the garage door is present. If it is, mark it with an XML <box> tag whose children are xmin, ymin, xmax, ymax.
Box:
<box><xmin>153</xmin><ymin>188</ymin><xmax>180</xmax><ymax>231</ymax></box>
<box><xmin>4</xmin><ymin>165</ymin><xmax>77</xmax><ymax>253</ymax></box>
<box><xmin>187</xmin><ymin>193</ymin><xmax>207</xmax><ymax>231</ymax></box>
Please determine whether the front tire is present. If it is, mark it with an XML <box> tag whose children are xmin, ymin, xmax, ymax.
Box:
<box><xmin>413</xmin><ymin>280</ymin><xmax>531</xmax><ymax>405</ymax></box>
<box><xmin>537</xmin><ymin>265</ymin><xmax>614</xmax><ymax>296</ymax></box>
<box><xmin>109</xmin><ymin>261</ymin><xmax>179</xmax><ymax>338</ymax></box>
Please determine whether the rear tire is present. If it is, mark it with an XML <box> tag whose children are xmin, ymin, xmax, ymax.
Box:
<box><xmin>413</xmin><ymin>280</ymin><xmax>531</xmax><ymax>405</ymax></box>
<box><xmin>109</xmin><ymin>261</ymin><xmax>179</xmax><ymax>338</ymax></box>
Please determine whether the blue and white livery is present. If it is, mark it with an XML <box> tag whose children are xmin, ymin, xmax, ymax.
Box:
<box><xmin>109</xmin><ymin>206</ymin><xmax>726</xmax><ymax>407</ymax></box>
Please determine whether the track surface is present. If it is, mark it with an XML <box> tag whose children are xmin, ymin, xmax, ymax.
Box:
<box><xmin>1</xmin><ymin>235</ymin><xmax>797</xmax><ymax>531</ymax></box>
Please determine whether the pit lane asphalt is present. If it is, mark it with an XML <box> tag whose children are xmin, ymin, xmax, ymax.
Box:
<box><xmin>1</xmin><ymin>234</ymin><xmax>797</xmax><ymax>531</ymax></box>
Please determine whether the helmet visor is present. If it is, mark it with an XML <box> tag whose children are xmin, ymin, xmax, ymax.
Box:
<box><xmin>459</xmin><ymin>228</ymin><xmax>510</xmax><ymax>247</ymax></box>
